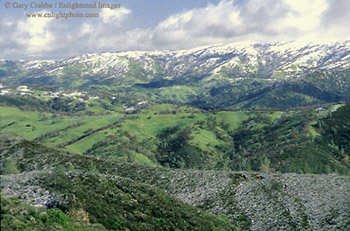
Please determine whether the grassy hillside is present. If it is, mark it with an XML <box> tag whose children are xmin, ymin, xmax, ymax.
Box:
<box><xmin>228</xmin><ymin>104</ymin><xmax>350</xmax><ymax>174</ymax></box>
<box><xmin>1</xmin><ymin>91</ymin><xmax>350</xmax><ymax>174</ymax></box>
<box><xmin>1</xmin><ymin>96</ymin><xmax>349</xmax><ymax>174</ymax></box>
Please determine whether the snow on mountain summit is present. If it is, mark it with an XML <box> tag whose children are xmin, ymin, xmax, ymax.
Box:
<box><xmin>20</xmin><ymin>40</ymin><xmax>350</xmax><ymax>82</ymax></box>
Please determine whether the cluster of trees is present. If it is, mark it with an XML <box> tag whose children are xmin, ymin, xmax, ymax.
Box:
<box><xmin>156</xmin><ymin>126</ymin><xmax>208</xmax><ymax>169</ymax></box>
<box><xmin>153</xmin><ymin>105</ymin><xmax>350</xmax><ymax>174</ymax></box>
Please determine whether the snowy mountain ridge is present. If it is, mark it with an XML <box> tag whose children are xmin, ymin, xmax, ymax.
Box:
<box><xmin>21</xmin><ymin>40</ymin><xmax>350</xmax><ymax>82</ymax></box>
<box><xmin>1</xmin><ymin>40</ymin><xmax>350</xmax><ymax>109</ymax></box>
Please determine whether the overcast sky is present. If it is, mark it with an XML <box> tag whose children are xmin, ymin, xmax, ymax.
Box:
<box><xmin>1</xmin><ymin>0</ymin><xmax>349</xmax><ymax>60</ymax></box>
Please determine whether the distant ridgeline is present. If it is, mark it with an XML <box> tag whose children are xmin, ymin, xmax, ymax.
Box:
<box><xmin>1</xmin><ymin>41</ymin><xmax>350</xmax><ymax>109</ymax></box>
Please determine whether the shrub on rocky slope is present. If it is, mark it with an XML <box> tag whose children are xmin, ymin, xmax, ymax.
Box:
<box><xmin>1</xmin><ymin>134</ymin><xmax>350</xmax><ymax>230</ymax></box>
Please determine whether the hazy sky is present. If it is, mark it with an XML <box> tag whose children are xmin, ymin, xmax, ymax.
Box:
<box><xmin>1</xmin><ymin>0</ymin><xmax>349</xmax><ymax>60</ymax></box>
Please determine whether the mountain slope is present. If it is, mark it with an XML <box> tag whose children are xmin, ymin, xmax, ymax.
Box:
<box><xmin>1</xmin><ymin>40</ymin><xmax>350</xmax><ymax>109</ymax></box>
<box><xmin>0</xmin><ymin>135</ymin><xmax>236</xmax><ymax>231</ymax></box>
<box><xmin>1</xmin><ymin>134</ymin><xmax>350</xmax><ymax>230</ymax></box>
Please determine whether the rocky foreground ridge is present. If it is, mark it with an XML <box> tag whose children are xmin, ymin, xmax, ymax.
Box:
<box><xmin>1</xmin><ymin>134</ymin><xmax>350</xmax><ymax>230</ymax></box>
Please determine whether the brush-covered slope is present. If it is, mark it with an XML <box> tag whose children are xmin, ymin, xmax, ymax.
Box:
<box><xmin>0</xmin><ymin>135</ymin><xmax>236</xmax><ymax>231</ymax></box>
<box><xmin>1</xmin><ymin>195</ymin><xmax>107</xmax><ymax>231</ymax></box>
<box><xmin>1</xmin><ymin>134</ymin><xmax>350</xmax><ymax>231</ymax></box>
<box><xmin>1</xmin><ymin>41</ymin><xmax>350</xmax><ymax>109</ymax></box>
